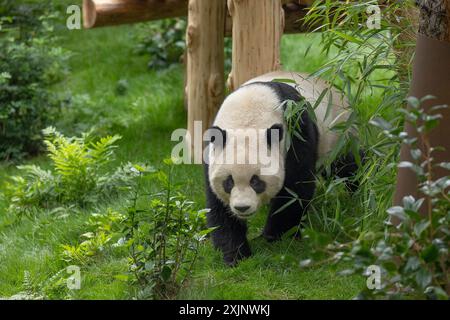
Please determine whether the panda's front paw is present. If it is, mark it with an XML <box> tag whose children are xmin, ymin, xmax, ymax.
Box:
<box><xmin>262</xmin><ymin>229</ymin><xmax>302</xmax><ymax>242</ymax></box>
<box><xmin>262</xmin><ymin>232</ymin><xmax>282</xmax><ymax>243</ymax></box>
<box><xmin>223</xmin><ymin>245</ymin><xmax>251</xmax><ymax>267</ymax></box>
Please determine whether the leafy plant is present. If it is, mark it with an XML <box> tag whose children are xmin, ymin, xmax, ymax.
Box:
<box><xmin>123</xmin><ymin>160</ymin><xmax>213</xmax><ymax>299</ymax></box>
<box><xmin>2</xmin><ymin>269</ymin><xmax>73</xmax><ymax>300</ymax></box>
<box><xmin>61</xmin><ymin>209</ymin><xmax>125</xmax><ymax>265</ymax></box>
<box><xmin>134</xmin><ymin>18</ymin><xmax>232</xmax><ymax>71</ymax></box>
<box><xmin>276</xmin><ymin>0</ymin><xmax>417</xmax><ymax>241</ymax></box>
<box><xmin>135</xmin><ymin>18</ymin><xmax>187</xmax><ymax>70</ymax></box>
<box><xmin>3</xmin><ymin>128</ymin><xmax>139</xmax><ymax>215</ymax></box>
<box><xmin>302</xmin><ymin>97</ymin><xmax>449</xmax><ymax>300</ymax></box>
<box><xmin>304</xmin><ymin>0</ymin><xmax>417</xmax><ymax>163</ymax></box>
<box><xmin>0</xmin><ymin>3</ymin><xmax>69</xmax><ymax>160</ymax></box>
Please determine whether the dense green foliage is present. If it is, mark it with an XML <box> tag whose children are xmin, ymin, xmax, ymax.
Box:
<box><xmin>303</xmin><ymin>97</ymin><xmax>449</xmax><ymax>299</ymax></box>
<box><xmin>296</xmin><ymin>0</ymin><xmax>449</xmax><ymax>299</ymax></box>
<box><xmin>135</xmin><ymin>19</ymin><xmax>187</xmax><ymax>70</ymax></box>
<box><xmin>0</xmin><ymin>2</ymin><xmax>68</xmax><ymax>160</ymax></box>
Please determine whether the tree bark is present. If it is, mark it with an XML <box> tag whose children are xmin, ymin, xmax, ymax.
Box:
<box><xmin>186</xmin><ymin>0</ymin><xmax>226</xmax><ymax>162</ymax></box>
<box><xmin>394</xmin><ymin>0</ymin><xmax>450</xmax><ymax>209</ymax></box>
<box><xmin>417</xmin><ymin>0</ymin><xmax>450</xmax><ymax>41</ymax></box>
<box><xmin>227</xmin><ymin>0</ymin><xmax>283</xmax><ymax>91</ymax></box>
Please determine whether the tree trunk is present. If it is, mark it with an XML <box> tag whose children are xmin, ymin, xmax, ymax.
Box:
<box><xmin>417</xmin><ymin>0</ymin><xmax>450</xmax><ymax>41</ymax></box>
<box><xmin>394</xmin><ymin>0</ymin><xmax>450</xmax><ymax>209</ymax></box>
<box><xmin>186</xmin><ymin>0</ymin><xmax>226</xmax><ymax>162</ymax></box>
<box><xmin>227</xmin><ymin>0</ymin><xmax>283</xmax><ymax>91</ymax></box>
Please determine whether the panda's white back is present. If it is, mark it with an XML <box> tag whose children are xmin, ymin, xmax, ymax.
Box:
<box><xmin>244</xmin><ymin>71</ymin><xmax>349</xmax><ymax>158</ymax></box>
<box><xmin>213</xmin><ymin>82</ymin><xmax>285</xmax><ymax>131</ymax></box>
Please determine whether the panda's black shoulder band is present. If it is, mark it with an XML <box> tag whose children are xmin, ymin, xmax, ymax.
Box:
<box><xmin>206</xmin><ymin>126</ymin><xmax>227</xmax><ymax>147</ymax></box>
<box><xmin>267</xmin><ymin>124</ymin><xmax>284</xmax><ymax>148</ymax></box>
<box><xmin>243</xmin><ymin>81</ymin><xmax>304</xmax><ymax>107</ymax></box>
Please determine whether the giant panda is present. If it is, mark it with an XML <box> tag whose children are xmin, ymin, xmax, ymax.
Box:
<box><xmin>204</xmin><ymin>71</ymin><xmax>358</xmax><ymax>266</ymax></box>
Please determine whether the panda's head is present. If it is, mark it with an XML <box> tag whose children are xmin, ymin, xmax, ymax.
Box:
<box><xmin>207</xmin><ymin>82</ymin><xmax>293</xmax><ymax>219</ymax></box>
<box><xmin>207</xmin><ymin>128</ymin><xmax>286</xmax><ymax>219</ymax></box>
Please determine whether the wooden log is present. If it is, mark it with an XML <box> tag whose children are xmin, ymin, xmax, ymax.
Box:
<box><xmin>227</xmin><ymin>0</ymin><xmax>283</xmax><ymax>91</ymax></box>
<box><xmin>83</xmin><ymin>0</ymin><xmax>189</xmax><ymax>28</ymax></box>
<box><xmin>83</xmin><ymin>0</ymin><xmax>310</xmax><ymax>30</ymax></box>
<box><xmin>186</xmin><ymin>0</ymin><xmax>226</xmax><ymax>162</ymax></box>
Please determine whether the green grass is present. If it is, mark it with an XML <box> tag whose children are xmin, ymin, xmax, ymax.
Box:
<box><xmin>0</xmin><ymin>7</ymin><xmax>387</xmax><ymax>299</ymax></box>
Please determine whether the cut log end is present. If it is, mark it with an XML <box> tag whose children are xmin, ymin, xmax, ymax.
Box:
<box><xmin>83</xmin><ymin>0</ymin><xmax>97</xmax><ymax>29</ymax></box>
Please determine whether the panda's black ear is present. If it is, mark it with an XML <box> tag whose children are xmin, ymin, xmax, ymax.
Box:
<box><xmin>205</xmin><ymin>126</ymin><xmax>227</xmax><ymax>148</ymax></box>
<box><xmin>266</xmin><ymin>124</ymin><xmax>283</xmax><ymax>148</ymax></box>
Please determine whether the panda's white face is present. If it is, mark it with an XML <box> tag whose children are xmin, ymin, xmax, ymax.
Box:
<box><xmin>208</xmin><ymin>129</ymin><xmax>286</xmax><ymax>219</ymax></box>
<box><xmin>210</xmin><ymin>162</ymin><xmax>284</xmax><ymax>219</ymax></box>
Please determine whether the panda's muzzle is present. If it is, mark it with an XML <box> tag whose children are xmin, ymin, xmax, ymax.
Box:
<box><xmin>234</xmin><ymin>205</ymin><xmax>251</xmax><ymax>213</ymax></box>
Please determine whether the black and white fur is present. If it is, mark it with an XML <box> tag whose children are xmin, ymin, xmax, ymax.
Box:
<box><xmin>204</xmin><ymin>71</ymin><xmax>355</xmax><ymax>266</ymax></box>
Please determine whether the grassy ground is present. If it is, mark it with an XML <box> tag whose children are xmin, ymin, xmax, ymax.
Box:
<box><xmin>0</xmin><ymin>6</ymin><xmax>387</xmax><ymax>299</ymax></box>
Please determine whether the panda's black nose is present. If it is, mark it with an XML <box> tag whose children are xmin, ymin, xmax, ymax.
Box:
<box><xmin>234</xmin><ymin>206</ymin><xmax>250</xmax><ymax>213</ymax></box>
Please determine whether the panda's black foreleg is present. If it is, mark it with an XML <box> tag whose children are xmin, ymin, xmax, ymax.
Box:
<box><xmin>207</xmin><ymin>204</ymin><xmax>251</xmax><ymax>267</ymax></box>
<box><xmin>262</xmin><ymin>177</ymin><xmax>316</xmax><ymax>242</ymax></box>
<box><xmin>262</xmin><ymin>114</ymin><xmax>318</xmax><ymax>242</ymax></box>
<box><xmin>327</xmin><ymin>150</ymin><xmax>366</xmax><ymax>192</ymax></box>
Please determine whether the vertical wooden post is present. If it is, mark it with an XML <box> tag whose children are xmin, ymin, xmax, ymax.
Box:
<box><xmin>227</xmin><ymin>0</ymin><xmax>283</xmax><ymax>91</ymax></box>
<box><xmin>186</xmin><ymin>0</ymin><xmax>226</xmax><ymax>162</ymax></box>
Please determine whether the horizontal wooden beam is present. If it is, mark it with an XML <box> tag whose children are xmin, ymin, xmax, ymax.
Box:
<box><xmin>83</xmin><ymin>0</ymin><xmax>312</xmax><ymax>33</ymax></box>
<box><xmin>83</xmin><ymin>0</ymin><xmax>189</xmax><ymax>29</ymax></box>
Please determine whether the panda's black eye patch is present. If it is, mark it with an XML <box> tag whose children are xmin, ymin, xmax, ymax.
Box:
<box><xmin>250</xmin><ymin>175</ymin><xmax>266</xmax><ymax>194</ymax></box>
<box><xmin>223</xmin><ymin>175</ymin><xmax>234</xmax><ymax>194</ymax></box>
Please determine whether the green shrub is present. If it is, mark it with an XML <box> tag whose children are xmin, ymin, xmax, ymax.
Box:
<box><xmin>0</xmin><ymin>0</ymin><xmax>51</xmax><ymax>39</ymax></box>
<box><xmin>3</xmin><ymin>128</ymin><xmax>139</xmax><ymax>215</ymax></box>
<box><xmin>123</xmin><ymin>160</ymin><xmax>213</xmax><ymax>299</ymax></box>
<box><xmin>0</xmin><ymin>3</ymin><xmax>68</xmax><ymax>160</ymax></box>
<box><xmin>134</xmin><ymin>18</ymin><xmax>232</xmax><ymax>72</ymax></box>
<box><xmin>135</xmin><ymin>18</ymin><xmax>187</xmax><ymax>70</ymax></box>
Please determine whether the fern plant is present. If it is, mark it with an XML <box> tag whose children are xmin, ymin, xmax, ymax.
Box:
<box><xmin>3</xmin><ymin>269</ymin><xmax>73</xmax><ymax>300</ymax></box>
<box><xmin>3</xmin><ymin>128</ymin><xmax>139</xmax><ymax>216</ymax></box>
<box><xmin>61</xmin><ymin>209</ymin><xmax>125</xmax><ymax>265</ymax></box>
<box><xmin>43</xmin><ymin>127</ymin><xmax>121</xmax><ymax>204</ymax></box>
